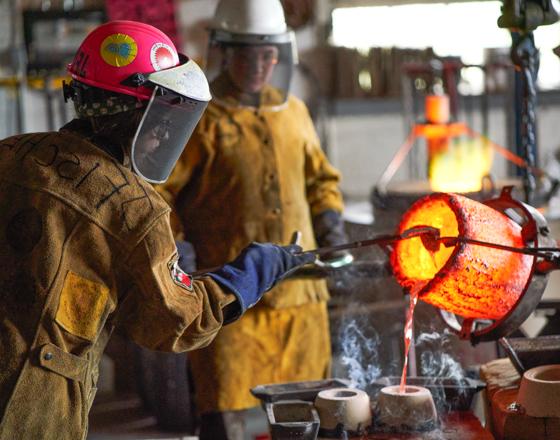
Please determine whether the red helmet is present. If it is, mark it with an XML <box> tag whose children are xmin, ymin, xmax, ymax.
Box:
<box><xmin>68</xmin><ymin>20</ymin><xmax>180</xmax><ymax>100</ymax></box>
<box><xmin>67</xmin><ymin>20</ymin><xmax>212</xmax><ymax>184</ymax></box>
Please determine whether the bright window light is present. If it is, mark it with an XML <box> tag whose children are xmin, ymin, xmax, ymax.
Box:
<box><xmin>331</xmin><ymin>2</ymin><xmax>560</xmax><ymax>92</ymax></box>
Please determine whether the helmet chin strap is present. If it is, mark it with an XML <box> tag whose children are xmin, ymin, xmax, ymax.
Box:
<box><xmin>121</xmin><ymin>142</ymin><xmax>133</xmax><ymax>168</ymax></box>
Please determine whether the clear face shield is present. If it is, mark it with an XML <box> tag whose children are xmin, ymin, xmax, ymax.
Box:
<box><xmin>130</xmin><ymin>58</ymin><xmax>211</xmax><ymax>183</ymax></box>
<box><xmin>205</xmin><ymin>29</ymin><xmax>297</xmax><ymax>109</ymax></box>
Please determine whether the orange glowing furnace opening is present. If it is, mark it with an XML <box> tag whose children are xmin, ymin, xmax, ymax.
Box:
<box><xmin>390</xmin><ymin>193</ymin><xmax>535</xmax><ymax>320</ymax></box>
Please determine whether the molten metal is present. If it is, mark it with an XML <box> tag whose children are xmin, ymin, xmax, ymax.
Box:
<box><xmin>391</xmin><ymin>193</ymin><xmax>534</xmax><ymax>320</ymax></box>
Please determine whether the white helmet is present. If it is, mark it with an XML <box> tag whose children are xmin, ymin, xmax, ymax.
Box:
<box><xmin>206</xmin><ymin>0</ymin><xmax>297</xmax><ymax>109</ymax></box>
<box><xmin>212</xmin><ymin>0</ymin><xmax>288</xmax><ymax>38</ymax></box>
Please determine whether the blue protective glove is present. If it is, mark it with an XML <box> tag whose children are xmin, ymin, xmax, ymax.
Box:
<box><xmin>175</xmin><ymin>240</ymin><xmax>197</xmax><ymax>272</ymax></box>
<box><xmin>207</xmin><ymin>242</ymin><xmax>316</xmax><ymax>315</ymax></box>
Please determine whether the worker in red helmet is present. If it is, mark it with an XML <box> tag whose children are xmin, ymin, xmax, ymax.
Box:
<box><xmin>156</xmin><ymin>0</ymin><xmax>351</xmax><ymax>438</ymax></box>
<box><xmin>0</xmin><ymin>20</ymin><xmax>315</xmax><ymax>440</ymax></box>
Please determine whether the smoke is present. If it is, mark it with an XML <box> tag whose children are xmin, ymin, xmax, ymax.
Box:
<box><xmin>373</xmin><ymin>330</ymin><xmax>468</xmax><ymax>439</ymax></box>
<box><xmin>338</xmin><ymin>319</ymin><xmax>382</xmax><ymax>390</ymax></box>
<box><xmin>417</xmin><ymin>330</ymin><xmax>465</xmax><ymax>379</ymax></box>
<box><xmin>416</xmin><ymin>329</ymin><xmax>468</xmax><ymax>413</ymax></box>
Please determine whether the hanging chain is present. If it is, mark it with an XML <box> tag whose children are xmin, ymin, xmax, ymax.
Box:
<box><xmin>511</xmin><ymin>33</ymin><xmax>540</xmax><ymax>204</ymax></box>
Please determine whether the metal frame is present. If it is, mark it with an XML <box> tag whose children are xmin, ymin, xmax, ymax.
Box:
<box><xmin>438</xmin><ymin>186</ymin><xmax>557</xmax><ymax>343</ymax></box>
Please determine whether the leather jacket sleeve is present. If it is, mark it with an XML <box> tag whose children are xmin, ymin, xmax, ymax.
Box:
<box><xmin>118</xmin><ymin>214</ymin><xmax>237</xmax><ymax>352</ymax></box>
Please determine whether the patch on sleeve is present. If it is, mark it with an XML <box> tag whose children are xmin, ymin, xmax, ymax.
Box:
<box><xmin>55</xmin><ymin>271</ymin><xmax>112</xmax><ymax>341</ymax></box>
<box><xmin>168</xmin><ymin>259</ymin><xmax>193</xmax><ymax>291</ymax></box>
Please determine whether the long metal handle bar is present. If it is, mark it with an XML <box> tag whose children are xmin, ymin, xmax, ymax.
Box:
<box><xmin>302</xmin><ymin>226</ymin><xmax>439</xmax><ymax>257</ymax></box>
<box><xmin>189</xmin><ymin>226</ymin><xmax>438</xmax><ymax>278</ymax></box>
<box><xmin>190</xmin><ymin>226</ymin><xmax>560</xmax><ymax>278</ymax></box>
<box><xmin>435</xmin><ymin>235</ymin><xmax>560</xmax><ymax>260</ymax></box>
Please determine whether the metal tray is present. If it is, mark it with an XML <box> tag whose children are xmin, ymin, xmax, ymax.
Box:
<box><xmin>507</xmin><ymin>335</ymin><xmax>560</xmax><ymax>371</ymax></box>
<box><xmin>266</xmin><ymin>400</ymin><xmax>320</xmax><ymax>440</ymax></box>
<box><xmin>251</xmin><ymin>378</ymin><xmax>352</xmax><ymax>403</ymax></box>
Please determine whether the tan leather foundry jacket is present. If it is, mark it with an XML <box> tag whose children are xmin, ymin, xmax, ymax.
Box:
<box><xmin>157</xmin><ymin>95</ymin><xmax>344</xmax><ymax>309</ymax></box>
<box><xmin>0</xmin><ymin>129</ymin><xmax>236</xmax><ymax>440</ymax></box>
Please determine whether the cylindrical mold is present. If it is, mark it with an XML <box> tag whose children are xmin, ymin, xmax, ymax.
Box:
<box><xmin>375</xmin><ymin>385</ymin><xmax>437</xmax><ymax>432</ymax></box>
<box><xmin>517</xmin><ymin>364</ymin><xmax>560</xmax><ymax>418</ymax></box>
<box><xmin>314</xmin><ymin>387</ymin><xmax>371</xmax><ymax>437</ymax></box>
<box><xmin>391</xmin><ymin>193</ymin><xmax>534</xmax><ymax>319</ymax></box>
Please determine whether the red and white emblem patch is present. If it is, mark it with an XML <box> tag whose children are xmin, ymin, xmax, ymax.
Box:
<box><xmin>168</xmin><ymin>259</ymin><xmax>193</xmax><ymax>291</ymax></box>
<box><xmin>150</xmin><ymin>42</ymin><xmax>177</xmax><ymax>71</ymax></box>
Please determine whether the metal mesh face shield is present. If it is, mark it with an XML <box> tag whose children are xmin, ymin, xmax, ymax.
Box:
<box><xmin>131</xmin><ymin>87</ymin><xmax>207</xmax><ymax>183</ymax></box>
<box><xmin>205</xmin><ymin>30</ymin><xmax>296</xmax><ymax>109</ymax></box>
<box><xmin>130</xmin><ymin>58</ymin><xmax>211</xmax><ymax>183</ymax></box>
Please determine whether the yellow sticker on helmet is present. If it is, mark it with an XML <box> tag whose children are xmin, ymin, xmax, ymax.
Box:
<box><xmin>100</xmin><ymin>33</ymin><xmax>138</xmax><ymax>67</ymax></box>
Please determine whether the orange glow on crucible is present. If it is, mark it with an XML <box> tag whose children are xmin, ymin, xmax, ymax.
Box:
<box><xmin>390</xmin><ymin>193</ymin><xmax>534</xmax><ymax>320</ymax></box>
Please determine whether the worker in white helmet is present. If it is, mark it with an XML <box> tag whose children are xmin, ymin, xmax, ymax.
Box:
<box><xmin>158</xmin><ymin>1</ymin><xmax>351</xmax><ymax>438</ymax></box>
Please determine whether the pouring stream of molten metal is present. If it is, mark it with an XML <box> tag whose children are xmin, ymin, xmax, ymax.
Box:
<box><xmin>400</xmin><ymin>285</ymin><xmax>420</xmax><ymax>393</ymax></box>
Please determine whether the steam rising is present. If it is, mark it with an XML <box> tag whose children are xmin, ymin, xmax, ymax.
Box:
<box><xmin>417</xmin><ymin>330</ymin><xmax>465</xmax><ymax>378</ymax></box>
<box><xmin>420</xmin><ymin>347</ymin><xmax>464</xmax><ymax>379</ymax></box>
<box><xmin>374</xmin><ymin>330</ymin><xmax>467</xmax><ymax>439</ymax></box>
<box><xmin>335</xmin><ymin>305</ymin><xmax>473</xmax><ymax>439</ymax></box>
<box><xmin>339</xmin><ymin>319</ymin><xmax>382</xmax><ymax>390</ymax></box>
<box><xmin>416</xmin><ymin>330</ymin><xmax>467</xmax><ymax>413</ymax></box>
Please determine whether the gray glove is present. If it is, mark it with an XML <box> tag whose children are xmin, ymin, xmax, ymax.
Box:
<box><xmin>175</xmin><ymin>240</ymin><xmax>197</xmax><ymax>272</ymax></box>
<box><xmin>313</xmin><ymin>209</ymin><xmax>354</xmax><ymax>268</ymax></box>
